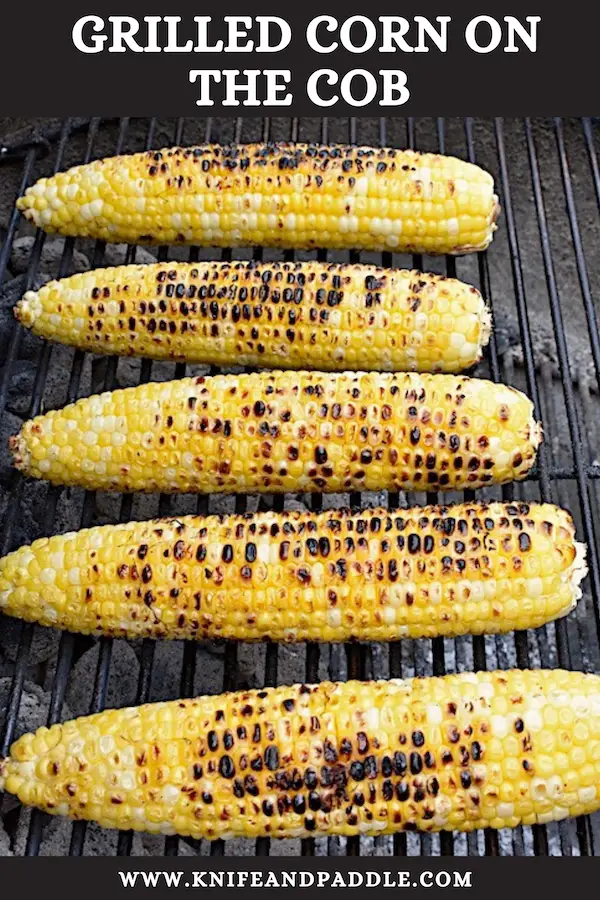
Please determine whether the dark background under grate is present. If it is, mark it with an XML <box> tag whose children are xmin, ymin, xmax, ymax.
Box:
<box><xmin>0</xmin><ymin>117</ymin><xmax>599</xmax><ymax>858</ymax></box>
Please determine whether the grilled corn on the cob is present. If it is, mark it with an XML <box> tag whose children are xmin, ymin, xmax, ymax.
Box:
<box><xmin>0</xmin><ymin>503</ymin><xmax>585</xmax><ymax>643</ymax></box>
<box><xmin>14</xmin><ymin>262</ymin><xmax>491</xmax><ymax>374</ymax></box>
<box><xmin>10</xmin><ymin>372</ymin><xmax>541</xmax><ymax>494</ymax></box>
<box><xmin>16</xmin><ymin>143</ymin><xmax>499</xmax><ymax>255</ymax></box>
<box><xmin>2</xmin><ymin>670</ymin><xmax>599</xmax><ymax>839</ymax></box>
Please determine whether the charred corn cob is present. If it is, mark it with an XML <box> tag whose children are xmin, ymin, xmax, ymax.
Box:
<box><xmin>0</xmin><ymin>503</ymin><xmax>585</xmax><ymax>643</ymax></box>
<box><xmin>14</xmin><ymin>262</ymin><xmax>491</xmax><ymax>374</ymax></box>
<box><xmin>2</xmin><ymin>670</ymin><xmax>600</xmax><ymax>839</ymax></box>
<box><xmin>16</xmin><ymin>143</ymin><xmax>499</xmax><ymax>255</ymax></box>
<box><xmin>10</xmin><ymin>371</ymin><xmax>541</xmax><ymax>494</ymax></box>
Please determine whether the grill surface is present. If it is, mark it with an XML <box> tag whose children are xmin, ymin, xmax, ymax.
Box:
<box><xmin>0</xmin><ymin>116</ymin><xmax>599</xmax><ymax>857</ymax></box>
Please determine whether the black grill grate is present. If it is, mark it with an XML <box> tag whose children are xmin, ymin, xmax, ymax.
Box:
<box><xmin>0</xmin><ymin>117</ymin><xmax>599</xmax><ymax>858</ymax></box>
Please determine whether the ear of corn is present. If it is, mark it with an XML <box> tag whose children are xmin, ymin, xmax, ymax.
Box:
<box><xmin>2</xmin><ymin>670</ymin><xmax>599</xmax><ymax>839</ymax></box>
<box><xmin>15</xmin><ymin>262</ymin><xmax>491</xmax><ymax>374</ymax></box>
<box><xmin>10</xmin><ymin>371</ymin><xmax>541</xmax><ymax>495</ymax></box>
<box><xmin>16</xmin><ymin>143</ymin><xmax>499</xmax><ymax>256</ymax></box>
<box><xmin>0</xmin><ymin>502</ymin><xmax>585</xmax><ymax>643</ymax></box>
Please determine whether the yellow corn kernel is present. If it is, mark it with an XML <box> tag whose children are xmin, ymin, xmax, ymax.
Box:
<box><xmin>9</xmin><ymin>371</ymin><xmax>542</xmax><ymax>494</ymax></box>
<box><xmin>15</xmin><ymin>262</ymin><xmax>491</xmax><ymax>374</ymax></box>
<box><xmin>1</xmin><ymin>670</ymin><xmax>599</xmax><ymax>840</ymax></box>
<box><xmin>16</xmin><ymin>143</ymin><xmax>499</xmax><ymax>255</ymax></box>
<box><xmin>0</xmin><ymin>502</ymin><xmax>585</xmax><ymax>643</ymax></box>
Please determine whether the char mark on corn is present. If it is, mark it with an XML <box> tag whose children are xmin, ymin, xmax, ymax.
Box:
<box><xmin>1</xmin><ymin>670</ymin><xmax>599</xmax><ymax>840</ymax></box>
<box><xmin>9</xmin><ymin>371</ymin><xmax>541</xmax><ymax>494</ymax></box>
<box><xmin>16</xmin><ymin>142</ymin><xmax>499</xmax><ymax>256</ymax></box>
<box><xmin>14</xmin><ymin>261</ymin><xmax>491</xmax><ymax>374</ymax></box>
<box><xmin>0</xmin><ymin>502</ymin><xmax>585</xmax><ymax>643</ymax></box>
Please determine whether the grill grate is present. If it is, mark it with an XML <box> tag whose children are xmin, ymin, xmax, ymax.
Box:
<box><xmin>0</xmin><ymin>117</ymin><xmax>599</xmax><ymax>858</ymax></box>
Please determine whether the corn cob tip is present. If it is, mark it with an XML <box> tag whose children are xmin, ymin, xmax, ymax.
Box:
<box><xmin>14</xmin><ymin>290</ymin><xmax>42</xmax><ymax>328</ymax></box>
<box><xmin>8</xmin><ymin>432</ymin><xmax>29</xmax><ymax>472</ymax></box>
<box><xmin>0</xmin><ymin>758</ymin><xmax>7</xmax><ymax>793</ymax></box>
<box><xmin>528</xmin><ymin>415</ymin><xmax>543</xmax><ymax>453</ymax></box>
<box><xmin>493</xmin><ymin>196</ymin><xmax>501</xmax><ymax>228</ymax></box>
<box><xmin>479</xmin><ymin>306</ymin><xmax>493</xmax><ymax>356</ymax></box>
<box><xmin>569</xmin><ymin>539</ymin><xmax>588</xmax><ymax>607</ymax></box>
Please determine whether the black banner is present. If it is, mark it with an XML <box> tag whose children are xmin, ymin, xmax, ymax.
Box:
<box><xmin>0</xmin><ymin>856</ymin><xmax>595</xmax><ymax>898</ymax></box>
<box><xmin>0</xmin><ymin>2</ymin><xmax>598</xmax><ymax>115</ymax></box>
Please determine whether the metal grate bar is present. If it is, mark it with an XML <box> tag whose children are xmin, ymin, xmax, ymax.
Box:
<box><xmin>492</xmin><ymin>117</ymin><xmax>555</xmax><ymax>858</ymax></box>
<box><xmin>0</xmin><ymin>121</ymin><xmax>97</xmax><ymax>818</ymax></box>
<box><xmin>552</xmin><ymin>119</ymin><xmax>600</xmax><ymax>392</ymax></box>
<box><xmin>210</xmin><ymin>114</ymin><xmax>249</xmax><ymax>861</ymax></box>
<box><xmin>523</xmin><ymin>117</ymin><xmax>600</xmax><ymax>855</ymax></box>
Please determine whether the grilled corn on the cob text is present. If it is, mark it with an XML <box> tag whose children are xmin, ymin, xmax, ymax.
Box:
<box><xmin>15</xmin><ymin>262</ymin><xmax>491</xmax><ymax>374</ymax></box>
<box><xmin>0</xmin><ymin>502</ymin><xmax>585</xmax><ymax>643</ymax></box>
<box><xmin>2</xmin><ymin>670</ymin><xmax>599</xmax><ymax>839</ymax></box>
<box><xmin>10</xmin><ymin>371</ymin><xmax>541</xmax><ymax>494</ymax></box>
<box><xmin>16</xmin><ymin>143</ymin><xmax>499</xmax><ymax>255</ymax></box>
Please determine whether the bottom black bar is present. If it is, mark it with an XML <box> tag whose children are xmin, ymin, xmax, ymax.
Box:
<box><xmin>0</xmin><ymin>855</ymin><xmax>593</xmax><ymax>898</ymax></box>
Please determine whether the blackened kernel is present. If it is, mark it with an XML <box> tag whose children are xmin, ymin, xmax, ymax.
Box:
<box><xmin>293</xmin><ymin>795</ymin><xmax>306</xmax><ymax>814</ymax></box>
<box><xmin>381</xmin><ymin>756</ymin><xmax>393</xmax><ymax>777</ymax></box>
<box><xmin>219</xmin><ymin>756</ymin><xmax>234</xmax><ymax>778</ymax></box>
<box><xmin>323</xmin><ymin>740</ymin><xmax>338</xmax><ymax>763</ymax></box>
<box><xmin>308</xmin><ymin>792</ymin><xmax>322</xmax><ymax>811</ymax></box>
<box><xmin>448</xmin><ymin>726</ymin><xmax>460</xmax><ymax>743</ymax></box>
<box><xmin>428</xmin><ymin>777</ymin><xmax>440</xmax><ymax>796</ymax></box>
<box><xmin>410</xmin><ymin>752</ymin><xmax>423</xmax><ymax>774</ymax></box>
<box><xmin>396</xmin><ymin>782</ymin><xmax>410</xmax><ymax>801</ymax></box>
<box><xmin>305</xmin><ymin>768</ymin><xmax>318</xmax><ymax>789</ymax></box>
<box><xmin>412</xmin><ymin>730</ymin><xmax>425</xmax><ymax>747</ymax></box>
<box><xmin>350</xmin><ymin>761</ymin><xmax>365</xmax><ymax>781</ymax></box>
<box><xmin>519</xmin><ymin>533</ymin><xmax>531</xmax><ymax>552</ymax></box>
<box><xmin>356</xmin><ymin>732</ymin><xmax>369</xmax><ymax>754</ymax></box>
<box><xmin>394</xmin><ymin>751</ymin><xmax>407</xmax><ymax>775</ymax></box>
<box><xmin>207</xmin><ymin>731</ymin><xmax>218</xmax><ymax>751</ymax></box>
<box><xmin>382</xmin><ymin>780</ymin><xmax>394</xmax><ymax>801</ymax></box>
<box><xmin>233</xmin><ymin>779</ymin><xmax>245</xmax><ymax>798</ymax></box>
<box><xmin>244</xmin><ymin>776</ymin><xmax>259</xmax><ymax>797</ymax></box>
<box><xmin>222</xmin><ymin>544</ymin><xmax>233</xmax><ymax>563</ymax></box>
<box><xmin>408</xmin><ymin>534</ymin><xmax>421</xmax><ymax>554</ymax></box>
<box><xmin>265</xmin><ymin>746</ymin><xmax>279</xmax><ymax>770</ymax></box>
<box><xmin>315</xmin><ymin>446</ymin><xmax>328</xmax><ymax>465</ymax></box>
<box><xmin>320</xmin><ymin>766</ymin><xmax>333</xmax><ymax>787</ymax></box>
<box><xmin>364</xmin><ymin>755</ymin><xmax>377</xmax><ymax>778</ymax></box>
